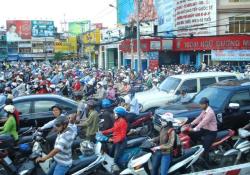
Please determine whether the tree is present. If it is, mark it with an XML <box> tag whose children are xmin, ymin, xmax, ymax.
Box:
<box><xmin>54</xmin><ymin>52</ymin><xmax>64</xmax><ymax>61</ymax></box>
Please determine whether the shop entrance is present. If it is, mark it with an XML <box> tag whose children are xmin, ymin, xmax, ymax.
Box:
<box><xmin>203</xmin><ymin>54</ymin><xmax>211</xmax><ymax>65</ymax></box>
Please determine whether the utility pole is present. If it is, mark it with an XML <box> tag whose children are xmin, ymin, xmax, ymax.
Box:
<box><xmin>136</xmin><ymin>0</ymin><xmax>141</xmax><ymax>72</ymax></box>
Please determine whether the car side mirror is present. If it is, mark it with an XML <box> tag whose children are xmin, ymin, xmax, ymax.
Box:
<box><xmin>229</xmin><ymin>103</ymin><xmax>240</xmax><ymax>110</ymax></box>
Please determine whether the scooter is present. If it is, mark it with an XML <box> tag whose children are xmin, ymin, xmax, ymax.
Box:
<box><xmin>120</xmin><ymin>140</ymin><xmax>204</xmax><ymax>175</ymax></box>
<box><xmin>95</xmin><ymin>132</ymin><xmax>149</xmax><ymax>174</ymax></box>
<box><xmin>222</xmin><ymin>128</ymin><xmax>250</xmax><ymax>166</ymax></box>
<box><xmin>17</xmin><ymin>130</ymin><xmax>105</xmax><ymax>175</ymax></box>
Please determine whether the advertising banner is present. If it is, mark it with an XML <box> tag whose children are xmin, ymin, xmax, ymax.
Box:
<box><xmin>118</xmin><ymin>0</ymin><xmax>157</xmax><ymax>24</ymax></box>
<box><xmin>175</xmin><ymin>0</ymin><xmax>217</xmax><ymax>36</ymax></box>
<box><xmin>154</xmin><ymin>0</ymin><xmax>174</xmax><ymax>36</ymax></box>
<box><xmin>173</xmin><ymin>35</ymin><xmax>250</xmax><ymax>51</ymax></box>
<box><xmin>68</xmin><ymin>21</ymin><xmax>90</xmax><ymax>35</ymax></box>
<box><xmin>6</xmin><ymin>20</ymin><xmax>31</xmax><ymax>41</ymax></box>
<box><xmin>150</xmin><ymin>41</ymin><xmax>161</xmax><ymax>50</ymax></box>
<box><xmin>212</xmin><ymin>50</ymin><xmax>250</xmax><ymax>61</ymax></box>
<box><xmin>32</xmin><ymin>20</ymin><xmax>54</xmax><ymax>37</ymax></box>
<box><xmin>83</xmin><ymin>29</ymin><xmax>100</xmax><ymax>44</ymax></box>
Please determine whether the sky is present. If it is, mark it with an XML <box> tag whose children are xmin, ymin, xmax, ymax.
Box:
<box><xmin>0</xmin><ymin>0</ymin><xmax>117</xmax><ymax>31</ymax></box>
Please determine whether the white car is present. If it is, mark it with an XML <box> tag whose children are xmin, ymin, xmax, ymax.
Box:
<box><xmin>135</xmin><ymin>72</ymin><xmax>240</xmax><ymax>112</ymax></box>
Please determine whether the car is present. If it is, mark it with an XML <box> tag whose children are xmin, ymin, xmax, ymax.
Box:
<box><xmin>0</xmin><ymin>94</ymin><xmax>78</xmax><ymax>128</ymax></box>
<box><xmin>135</xmin><ymin>72</ymin><xmax>239</xmax><ymax>112</ymax></box>
<box><xmin>153</xmin><ymin>80</ymin><xmax>250</xmax><ymax>131</ymax></box>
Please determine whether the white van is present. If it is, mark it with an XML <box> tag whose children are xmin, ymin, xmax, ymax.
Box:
<box><xmin>135</xmin><ymin>72</ymin><xmax>239</xmax><ymax>112</ymax></box>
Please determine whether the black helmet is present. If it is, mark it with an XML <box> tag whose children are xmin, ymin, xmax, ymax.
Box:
<box><xmin>51</xmin><ymin>104</ymin><xmax>63</xmax><ymax>112</ymax></box>
<box><xmin>54</xmin><ymin>115</ymin><xmax>69</xmax><ymax>126</ymax></box>
<box><xmin>199</xmin><ymin>97</ymin><xmax>209</xmax><ymax>105</ymax></box>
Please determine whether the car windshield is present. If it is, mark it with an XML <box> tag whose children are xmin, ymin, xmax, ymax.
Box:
<box><xmin>159</xmin><ymin>77</ymin><xmax>181</xmax><ymax>93</ymax></box>
<box><xmin>192</xmin><ymin>87</ymin><xmax>231</xmax><ymax>108</ymax></box>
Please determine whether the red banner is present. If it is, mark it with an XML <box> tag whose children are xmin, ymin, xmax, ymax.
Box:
<box><xmin>173</xmin><ymin>35</ymin><xmax>250</xmax><ymax>51</ymax></box>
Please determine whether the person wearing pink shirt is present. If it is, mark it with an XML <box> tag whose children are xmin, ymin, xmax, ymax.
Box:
<box><xmin>190</xmin><ymin>97</ymin><xmax>217</xmax><ymax>161</ymax></box>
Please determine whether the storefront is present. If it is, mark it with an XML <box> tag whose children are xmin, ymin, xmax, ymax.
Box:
<box><xmin>119</xmin><ymin>38</ymin><xmax>163</xmax><ymax>71</ymax></box>
<box><xmin>173</xmin><ymin>35</ymin><xmax>250</xmax><ymax>67</ymax></box>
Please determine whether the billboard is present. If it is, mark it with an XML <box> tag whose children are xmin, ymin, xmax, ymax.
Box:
<box><xmin>154</xmin><ymin>0</ymin><xmax>174</xmax><ymax>36</ymax></box>
<box><xmin>118</xmin><ymin>0</ymin><xmax>157</xmax><ymax>24</ymax></box>
<box><xmin>174</xmin><ymin>0</ymin><xmax>217</xmax><ymax>36</ymax></box>
<box><xmin>68</xmin><ymin>21</ymin><xmax>91</xmax><ymax>35</ymax></box>
<box><xmin>6</xmin><ymin>20</ymin><xmax>31</xmax><ymax>41</ymax></box>
<box><xmin>32</xmin><ymin>20</ymin><xmax>54</xmax><ymax>37</ymax></box>
<box><xmin>83</xmin><ymin>29</ymin><xmax>101</xmax><ymax>44</ymax></box>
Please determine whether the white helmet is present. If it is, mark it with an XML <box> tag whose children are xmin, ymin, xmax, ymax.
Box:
<box><xmin>160</xmin><ymin>112</ymin><xmax>174</xmax><ymax>123</ymax></box>
<box><xmin>4</xmin><ymin>105</ymin><xmax>15</xmax><ymax>113</ymax></box>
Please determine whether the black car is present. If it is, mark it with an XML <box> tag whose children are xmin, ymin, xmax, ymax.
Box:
<box><xmin>154</xmin><ymin>80</ymin><xmax>250</xmax><ymax>131</ymax></box>
<box><xmin>0</xmin><ymin>94</ymin><xmax>78</xmax><ymax>128</ymax></box>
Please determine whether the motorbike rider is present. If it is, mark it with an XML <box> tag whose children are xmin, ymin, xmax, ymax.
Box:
<box><xmin>190</xmin><ymin>97</ymin><xmax>218</xmax><ymax>161</ymax></box>
<box><xmin>36</xmin><ymin>115</ymin><xmax>76</xmax><ymax>175</ymax></box>
<box><xmin>176</xmin><ymin>88</ymin><xmax>192</xmax><ymax>104</ymax></box>
<box><xmin>150</xmin><ymin>113</ymin><xmax>176</xmax><ymax>175</ymax></box>
<box><xmin>100</xmin><ymin>99</ymin><xmax>114</xmax><ymax>131</ymax></box>
<box><xmin>102</xmin><ymin>106</ymin><xmax>128</xmax><ymax>169</ymax></box>
<box><xmin>92</xmin><ymin>82</ymin><xmax>106</xmax><ymax>100</ymax></box>
<box><xmin>0</xmin><ymin>105</ymin><xmax>19</xmax><ymax>144</ymax></box>
<box><xmin>78</xmin><ymin>100</ymin><xmax>99</xmax><ymax>142</ymax></box>
<box><xmin>106</xmin><ymin>83</ymin><xmax>116</xmax><ymax>102</ymax></box>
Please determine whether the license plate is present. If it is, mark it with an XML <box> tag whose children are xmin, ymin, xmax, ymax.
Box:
<box><xmin>3</xmin><ymin>156</ymin><xmax>12</xmax><ymax>165</ymax></box>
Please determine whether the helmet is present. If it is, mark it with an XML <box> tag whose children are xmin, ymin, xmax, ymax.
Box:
<box><xmin>113</xmin><ymin>106</ymin><xmax>127</xmax><ymax>117</ymax></box>
<box><xmin>160</xmin><ymin>112</ymin><xmax>174</xmax><ymax>123</ymax></box>
<box><xmin>102</xmin><ymin>99</ymin><xmax>112</xmax><ymax>108</ymax></box>
<box><xmin>51</xmin><ymin>104</ymin><xmax>63</xmax><ymax>112</ymax></box>
<box><xmin>80</xmin><ymin>140</ymin><xmax>95</xmax><ymax>156</ymax></box>
<box><xmin>4</xmin><ymin>105</ymin><xmax>15</xmax><ymax>113</ymax></box>
<box><xmin>199</xmin><ymin>97</ymin><xmax>209</xmax><ymax>105</ymax></box>
<box><xmin>54</xmin><ymin>115</ymin><xmax>69</xmax><ymax>126</ymax></box>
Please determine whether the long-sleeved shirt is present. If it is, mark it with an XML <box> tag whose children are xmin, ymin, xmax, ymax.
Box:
<box><xmin>0</xmin><ymin>115</ymin><xmax>18</xmax><ymax>141</ymax></box>
<box><xmin>93</xmin><ymin>88</ymin><xmax>106</xmax><ymax>100</ymax></box>
<box><xmin>102</xmin><ymin>117</ymin><xmax>127</xmax><ymax>144</ymax></box>
<box><xmin>81</xmin><ymin>110</ymin><xmax>99</xmax><ymax>139</ymax></box>
<box><xmin>106</xmin><ymin>88</ymin><xmax>116</xmax><ymax>100</ymax></box>
<box><xmin>191</xmin><ymin>106</ymin><xmax>218</xmax><ymax>131</ymax></box>
<box><xmin>152</xmin><ymin>126</ymin><xmax>175</xmax><ymax>154</ymax></box>
<box><xmin>40</xmin><ymin>114</ymin><xmax>65</xmax><ymax>130</ymax></box>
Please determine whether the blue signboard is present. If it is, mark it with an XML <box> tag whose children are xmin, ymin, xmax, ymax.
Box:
<box><xmin>117</xmin><ymin>0</ymin><xmax>135</xmax><ymax>24</ymax></box>
<box><xmin>32</xmin><ymin>20</ymin><xmax>54</xmax><ymax>37</ymax></box>
<box><xmin>154</xmin><ymin>0</ymin><xmax>174</xmax><ymax>37</ymax></box>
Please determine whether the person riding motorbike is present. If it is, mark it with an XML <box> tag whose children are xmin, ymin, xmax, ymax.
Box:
<box><xmin>36</xmin><ymin>115</ymin><xmax>76</xmax><ymax>175</ymax></box>
<box><xmin>92</xmin><ymin>82</ymin><xmax>106</xmax><ymax>100</ymax></box>
<box><xmin>150</xmin><ymin>113</ymin><xmax>176</xmax><ymax>175</ymax></box>
<box><xmin>100</xmin><ymin>99</ymin><xmax>114</xmax><ymax>131</ymax></box>
<box><xmin>78</xmin><ymin>100</ymin><xmax>99</xmax><ymax>142</ymax></box>
<box><xmin>0</xmin><ymin>105</ymin><xmax>19</xmax><ymax>146</ymax></box>
<box><xmin>102</xmin><ymin>106</ymin><xmax>128</xmax><ymax>169</ymax></box>
<box><xmin>190</xmin><ymin>97</ymin><xmax>218</xmax><ymax>161</ymax></box>
<box><xmin>176</xmin><ymin>87</ymin><xmax>192</xmax><ymax>104</ymax></box>
<box><xmin>39</xmin><ymin>104</ymin><xmax>65</xmax><ymax>148</ymax></box>
<box><xmin>106</xmin><ymin>83</ymin><xmax>116</xmax><ymax>102</ymax></box>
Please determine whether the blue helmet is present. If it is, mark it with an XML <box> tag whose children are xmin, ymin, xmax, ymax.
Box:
<box><xmin>102</xmin><ymin>99</ymin><xmax>112</xmax><ymax>108</ymax></box>
<box><xmin>114</xmin><ymin>106</ymin><xmax>127</xmax><ymax>117</ymax></box>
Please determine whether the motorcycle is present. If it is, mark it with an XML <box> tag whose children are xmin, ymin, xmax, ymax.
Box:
<box><xmin>179</xmin><ymin>123</ymin><xmax>235</xmax><ymax>165</ymax></box>
<box><xmin>222</xmin><ymin>128</ymin><xmax>250</xmax><ymax>166</ymax></box>
<box><xmin>18</xmin><ymin>130</ymin><xmax>105</xmax><ymax>175</ymax></box>
<box><xmin>120</xmin><ymin>140</ymin><xmax>204</xmax><ymax>175</ymax></box>
<box><xmin>95</xmin><ymin>132</ymin><xmax>149</xmax><ymax>174</ymax></box>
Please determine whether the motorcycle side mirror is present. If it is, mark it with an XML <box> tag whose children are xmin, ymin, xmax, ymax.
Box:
<box><xmin>228</xmin><ymin>103</ymin><xmax>240</xmax><ymax>110</ymax></box>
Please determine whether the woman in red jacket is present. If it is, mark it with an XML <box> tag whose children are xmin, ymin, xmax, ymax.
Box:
<box><xmin>102</xmin><ymin>106</ymin><xmax>128</xmax><ymax>169</ymax></box>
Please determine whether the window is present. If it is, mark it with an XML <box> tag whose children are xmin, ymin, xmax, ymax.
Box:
<box><xmin>218</xmin><ymin>76</ymin><xmax>237</xmax><ymax>81</ymax></box>
<box><xmin>229</xmin><ymin>16</ymin><xmax>250</xmax><ymax>33</ymax></box>
<box><xmin>230</xmin><ymin>91</ymin><xmax>250</xmax><ymax>107</ymax></box>
<box><xmin>159</xmin><ymin>77</ymin><xmax>181</xmax><ymax>93</ymax></box>
<box><xmin>230</xmin><ymin>0</ymin><xmax>250</xmax><ymax>2</ymax></box>
<box><xmin>180</xmin><ymin>79</ymin><xmax>197</xmax><ymax>93</ymax></box>
<box><xmin>15</xmin><ymin>102</ymin><xmax>31</xmax><ymax>114</ymax></box>
<box><xmin>34</xmin><ymin>101</ymin><xmax>57</xmax><ymax>113</ymax></box>
<box><xmin>200</xmin><ymin>78</ymin><xmax>216</xmax><ymax>90</ymax></box>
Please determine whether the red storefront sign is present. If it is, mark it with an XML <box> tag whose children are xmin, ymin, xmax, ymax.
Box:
<box><xmin>119</xmin><ymin>39</ymin><xmax>162</xmax><ymax>53</ymax></box>
<box><xmin>173</xmin><ymin>35</ymin><xmax>250</xmax><ymax>51</ymax></box>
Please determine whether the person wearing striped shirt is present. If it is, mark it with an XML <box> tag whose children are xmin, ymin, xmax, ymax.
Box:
<box><xmin>36</xmin><ymin>115</ymin><xmax>76</xmax><ymax>175</ymax></box>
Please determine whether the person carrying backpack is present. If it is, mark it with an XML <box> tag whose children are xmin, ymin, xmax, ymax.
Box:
<box><xmin>150</xmin><ymin>113</ymin><xmax>181</xmax><ymax>175</ymax></box>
